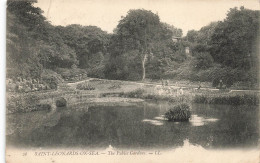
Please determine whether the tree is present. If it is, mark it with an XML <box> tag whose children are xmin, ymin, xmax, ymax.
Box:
<box><xmin>193</xmin><ymin>52</ymin><xmax>214</xmax><ymax>70</ymax></box>
<box><xmin>196</xmin><ymin>22</ymin><xmax>218</xmax><ymax>45</ymax></box>
<box><xmin>186</xmin><ymin>30</ymin><xmax>198</xmax><ymax>43</ymax></box>
<box><xmin>209</xmin><ymin>7</ymin><xmax>259</xmax><ymax>70</ymax></box>
<box><xmin>56</xmin><ymin>25</ymin><xmax>109</xmax><ymax>70</ymax></box>
<box><xmin>161</xmin><ymin>23</ymin><xmax>183</xmax><ymax>37</ymax></box>
<box><xmin>106</xmin><ymin>9</ymin><xmax>180</xmax><ymax>80</ymax></box>
<box><xmin>7</xmin><ymin>0</ymin><xmax>79</xmax><ymax>79</ymax></box>
<box><xmin>116</xmin><ymin>9</ymin><xmax>161</xmax><ymax>80</ymax></box>
<box><xmin>7</xmin><ymin>0</ymin><xmax>47</xmax><ymax>78</ymax></box>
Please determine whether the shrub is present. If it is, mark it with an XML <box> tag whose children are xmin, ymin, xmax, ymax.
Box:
<box><xmin>87</xmin><ymin>64</ymin><xmax>105</xmax><ymax>78</ymax></box>
<box><xmin>164</xmin><ymin>103</ymin><xmax>191</xmax><ymax>122</ymax></box>
<box><xmin>108</xmin><ymin>84</ymin><xmax>121</xmax><ymax>89</ymax></box>
<box><xmin>124</xmin><ymin>89</ymin><xmax>145</xmax><ymax>98</ymax></box>
<box><xmin>56</xmin><ymin>97</ymin><xmax>67</xmax><ymax>107</ymax></box>
<box><xmin>119</xmin><ymin>90</ymin><xmax>192</xmax><ymax>103</ymax></box>
<box><xmin>193</xmin><ymin>52</ymin><xmax>214</xmax><ymax>70</ymax></box>
<box><xmin>6</xmin><ymin>93</ymin><xmax>50</xmax><ymax>113</ymax></box>
<box><xmin>55</xmin><ymin>68</ymin><xmax>87</xmax><ymax>81</ymax></box>
<box><xmin>41</xmin><ymin>69</ymin><xmax>63</xmax><ymax>90</ymax></box>
<box><xmin>76</xmin><ymin>82</ymin><xmax>95</xmax><ymax>90</ymax></box>
<box><xmin>193</xmin><ymin>95</ymin><xmax>207</xmax><ymax>103</ymax></box>
<box><xmin>193</xmin><ymin>94</ymin><xmax>259</xmax><ymax>105</ymax></box>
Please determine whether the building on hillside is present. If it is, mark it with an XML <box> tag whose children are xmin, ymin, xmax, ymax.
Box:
<box><xmin>172</xmin><ymin>36</ymin><xmax>181</xmax><ymax>42</ymax></box>
<box><xmin>185</xmin><ymin>47</ymin><xmax>190</xmax><ymax>54</ymax></box>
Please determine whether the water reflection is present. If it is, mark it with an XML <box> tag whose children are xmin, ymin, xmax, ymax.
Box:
<box><xmin>142</xmin><ymin>119</ymin><xmax>164</xmax><ymax>126</ymax></box>
<box><xmin>153</xmin><ymin>115</ymin><xmax>165</xmax><ymax>121</ymax></box>
<box><xmin>6</xmin><ymin>102</ymin><xmax>259</xmax><ymax>149</ymax></box>
<box><xmin>189</xmin><ymin>115</ymin><xmax>205</xmax><ymax>126</ymax></box>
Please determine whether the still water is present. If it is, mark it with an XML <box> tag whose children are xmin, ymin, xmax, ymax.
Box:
<box><xmin>6</xmin><ymin>102</ymin><xmax>259</xmax><ymax>149</ymax></box>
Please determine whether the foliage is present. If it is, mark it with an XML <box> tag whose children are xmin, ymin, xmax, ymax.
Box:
<box><xmin>105</xmin><ymin>9</ymin><xmax>183</xmax><ymax>80</ymax></box>
<box><xmin>118</xmin><ymin>89</ymin><xmax>192</xmax><ymax>103</ymax></box>
<box><xmin>186</xmin><ymin>22</ymin><xmax>218</xmax><ymax>45</ymax></box>
<box><xmin>41</xmin><ymin>69</ymin><xmax>63</xmax><ymax>87</ymax></box>
<box><xmin>76</xmin><ymin>82</ymin><xmax>95</xmax><ymax>90</ymax></box>
<box><xmin>164</xmin><ymin>103</ymin><xmax>191</xmax><ymax>122</ymax></box>
<box><xmin>193</xmin><ymin>94</ymin><xmax>259</xmax><ymax>105</ymax></box>
<box><xmin>181</xmin><ymin>7</ymin><xmax>259</xmax><ymax>87</ymax></box>
<box><xmin>55</xmin><ymin>68</ymin><xmax>87</xmax><ymax>81</ymax></box>
<box><xmin>55</xmin><ymin>25</ymin><xmax>110</xmax><ymax>70</ymax></box>
<box><xmin>55</xmin><ymin>97</ymin><xmax>67</xmax><ymax>107</ymax></box>
<box><xmin>6</xmin><ymin>93</ymin><xmax>51</xmax><ymax>113</ymax></box>
<box><xmin>186</xmin><ymin>30</ymin><xmax>199</xmax><ymax>43</ymax></box>
<box><xmin>6</xmin><ymin>2</ymin><xmax>259</xmax><ymax>89</ymax></box>
<box><xmin>210</xmin><ymin>7</ymin><xmax>259</xmax><ymax>70</ymax></box>
<box><xmin>193</xmin><ymin>52</ymin><xmax>214</xmax><ymax>70</ymax></box>
<box><xmin>123</xmin><ymin>89</ymin><xmax>145</xmax><ymax>98</ymax></box>
<box><xmin>7</xmin><ymin>0</ymin><xmax>78</xmax><ymax>79</ymax></box>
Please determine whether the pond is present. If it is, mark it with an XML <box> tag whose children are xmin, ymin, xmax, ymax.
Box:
<box><xmin>6</xmin><ymin>101</ymin><xmax>259</xmax><ymax>149</ymax></box>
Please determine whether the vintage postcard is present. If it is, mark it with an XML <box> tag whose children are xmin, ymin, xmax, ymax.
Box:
<box><xmin>5</xmin><ymin>0</ymin><xmax>260</xmax><ymax>162</ymax></box>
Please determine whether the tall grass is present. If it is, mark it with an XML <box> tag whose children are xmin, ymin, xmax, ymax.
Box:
<box><xmin>119</xmin><ymin>88</ymin><xmax>192</xmax><ymax>103</ymax></box>
<box><xmin>121</xmin><ymin>88</ymin><xmax>145</xmax><ymax>98</ymax></box>
<box><xmin>7</xmin><ymin>93</ymin><xmax>52</xmax><ymax>113</ymax></box>
<box><xmin>76</xmin><ymin>82</ymin><xmax>95</xmax><ymax>90</ymax></box>
<box><xmin>120</xmin><ymin>88</ymin><xmax>259</xmax><ymax>106</ymax></box>
<box><xmin>164</xmin><ymin>103</ymin><xmax>191</xmax><ymax>122</ymax></box>
<box><xmin>193</xmin><ymin>94</ymin><xmax>259</xmax><ymax>105</ymax></box>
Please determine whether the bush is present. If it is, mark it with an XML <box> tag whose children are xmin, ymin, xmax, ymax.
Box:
<box><xmin>193</xmin><ymin>94</ymin><xmax>259</xmax><ymax>105</ymax></box>
<box><xmin>126</xmin><ymin>89</ymin><xmax>145</xmax><ymax>98</ymax></box>
<box><xmin>76</xmin><ymin>82</ymin><xmax>95</xmax><ymax>90</ymax></box>
<box><xmin>193</xmin><ymin>95</ymin><xmax>209</xmax><ymax>103</ymax></box>
<box><xmin>56</xmin><ymin>97</ymin><xmax>67</xmax><ymax>107</ymax></box>
<box><xmin>55</xmin><ymin>68</ymin><xmax>87</xmax><ymax>81</ymax></box>
<box><xmin>193</xmin><ymin>52</ymin><xmax>214</xmax><ymax>70</ymax></box>
<box><xmin>212</xmin><ymin>78</ymin><xmax>219</xmax><ymax>87</ymax></box>
<box><xmin>6</xmin><ymin>93</ymin><xmax>50</xmax><ymax>113</ymax></box>
<box><xmin>41</xmin><ymin>69</ymin><xmax>63</xmax><ymax>90</ymax></box>
<box><xmin>119</xmin><ymin>89</ymin><xmax>145</xmax><ymax>98</ymax></box>
<box><xmin>164</xmin><ymin>103</ymin><xmax>191</xmax><ymax>122</ymax></box>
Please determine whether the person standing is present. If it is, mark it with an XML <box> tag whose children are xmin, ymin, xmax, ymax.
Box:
<box><xmin>161</xmin><ymin>79</ymin><xmax>164</xmax><ymax>86</ymax></box>
<box><xmin>198</xmin><ymin>81</ymin><xmax>201</xmax><ymax>90</ymax></box>
<box><xmin>219</xmin><ymin>79</ymin><xmax>223</xmax><ymax>89</ymax></box>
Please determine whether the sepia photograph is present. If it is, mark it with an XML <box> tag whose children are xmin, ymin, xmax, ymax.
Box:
<box><xmin>5</xmin><ymin>0</ymin><xmax>260</xmax><ymax>162</ymax></box>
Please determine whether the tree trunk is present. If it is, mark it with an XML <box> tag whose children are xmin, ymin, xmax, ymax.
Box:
<box><xmin>142</xmin><ymin>53</ymin><xmax>147</xmax><ymax>80</ymax></box>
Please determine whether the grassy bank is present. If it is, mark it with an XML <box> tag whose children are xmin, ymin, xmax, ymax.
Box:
<box><xmin>118</xmin><ymin>88</ymin><xmax>259</xmax><ymax>106</ymax></box>
<box><xmin>117</xmin><ymin>88</ymin><xmax>191</xmax><ymax>103</ymax></box>
<box><xmin>7</xmin><ymin>78</ymin><xmax>260</xmax><ymax>114</ymax></box>
<box><xmin>7</xmin><ymin>92</ymin><xmax>53</xmax><ymax>113</ymax></box>
<box><xmin>193</xmin><ymin>94</ymin><xmax>259</xmax><ymax>105</ymax></box>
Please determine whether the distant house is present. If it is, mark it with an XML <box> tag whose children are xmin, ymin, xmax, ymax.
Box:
<box><xmin>185</xmin><ymin>47</ymin><xmax>190</xmax><ymax>54</ymax></box>
<box><xmin>172</xmin><ymin>36</ymin><xmax>181</xmax><ymax>42</ymax></box>
<box><xmin>171</xmin><ymin>37</ymin><xmax>190</xmax><ymax>55</ymax></box>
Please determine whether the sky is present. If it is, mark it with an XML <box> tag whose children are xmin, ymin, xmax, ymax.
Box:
<box><xmin>33</xmin><ymin>0</ymin><xmax>260</xmax><ymax>35</ymax></box>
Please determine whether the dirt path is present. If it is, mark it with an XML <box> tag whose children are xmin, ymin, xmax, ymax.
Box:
<box><xmin>67</xmin><ymin>78</ymin><xmax>92</xmax><ymax>86</ymax></box>
<box><xmin>65</xmin><ymin>78</ymin><xmax>260</xmax><ymax>94</ymax></box>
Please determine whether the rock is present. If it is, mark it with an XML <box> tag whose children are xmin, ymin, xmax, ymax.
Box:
<box><xmin>55</xmin><ymin>97</ymin><xmax>67</xmax><ymax>107</ymax></box>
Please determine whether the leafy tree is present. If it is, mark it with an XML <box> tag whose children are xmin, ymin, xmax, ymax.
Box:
<box><xmin>7</xmin><ymin>0</ymin><xmax>46</xmax><ymax>78</ymax></box>
<box><xmin>115</xmin><ymin>9</ymin><xmax>162</xmax><ymax>80</ymax></box>
<box><xmin>193</xmin><ymin>52</ymin><xmax>214</xmax><ymax>70</ymax></box>
<box><xmin>196</xmin><ymin>22</ymin><xmax>218</xmax><ymax>45</ymax></box>
<box><xmin>186</xmin><ymin>22</ymin><xmax>218</xmax><ymax>55</ymax></box>
<box><xmin>161</xmin><ymin>23</ymin><xmax>183</xmax><ymax>37</ymax></box>
<box><xmin>186</xmin><ymin>30</ymin><xmax>198</xmax><ymax>43</ymax></box>
<box><xmin>7</xmin><ymin>0</ymin><xmax>78</xmax><ymax>79</ymax></box>
<box><xmin>106</xmin><ymin>9</ymin><xmax>182</xmax><ymax>80</ymax></box>
<box><xmin>210</xmin><ymin>7</ymin><xmax>259</xmax><ymax>70</ymax></box>
<box><xmin>56</xmin><ymin>25</ymin><xmax>109</xmax><ymax>70</ymax></box>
